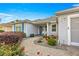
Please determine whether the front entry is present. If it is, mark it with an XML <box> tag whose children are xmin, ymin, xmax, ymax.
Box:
<box><xmin>71</xmin><ymin>17</ymin><xmax>79</xmax><ymax>46</ymax></box>
<box><xmin>39</xmin><ymin>26</ymin><xmax>43</xmax><ymax>35</ymax></box>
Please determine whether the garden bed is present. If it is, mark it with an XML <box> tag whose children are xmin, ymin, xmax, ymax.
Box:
<box><xmin>34</xmin><ymin>37</ymin><xmax>69</xmax><ymax>51</ymax></box>
<box><xmin>0</xmin><ymin>32</ymin><xmax>25</xmax><ymax>56</ymax></box>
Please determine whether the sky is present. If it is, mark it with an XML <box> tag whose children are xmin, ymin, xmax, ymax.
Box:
<box><xmin>0</xmin><ymin>3</ymin><xmax>78</xmax><ymax>23</ymax></box>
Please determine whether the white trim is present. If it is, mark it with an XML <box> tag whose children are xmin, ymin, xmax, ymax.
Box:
<box><xmin>67</xmin><ymin>16</ymin><xmax>71</xmax><ymax>45</ymax></box>
<box><xmin>71</xmin><ymin>42</ymin><xmax>79</xmax><ymax>46</ymax></box>
<box><xmin>69</xmin><ymin>13</ymin><xmax>79</xmax><ymax>18</ymax></box>
<box><xmin>47</xmin><ymin>23</ymin><xmax>50</xmax><ymax>36</ymax></box>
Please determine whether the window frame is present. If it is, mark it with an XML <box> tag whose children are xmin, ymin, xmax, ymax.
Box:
<box><xmin>52</xmin><ymin>24</ymin><xmax>56</xmax><ymax>32</ymax></box>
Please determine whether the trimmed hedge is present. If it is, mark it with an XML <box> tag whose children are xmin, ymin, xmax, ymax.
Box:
<box><xmin>0</xmin><ymin>32</ymin><xmax>25</xmax><ymax>44</ymax></box>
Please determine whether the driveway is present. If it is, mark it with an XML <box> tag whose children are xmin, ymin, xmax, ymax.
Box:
<box><xmin>21</xmin><ymin>36</ymin><xmax>79</xmax><ymax>56</ymax></box>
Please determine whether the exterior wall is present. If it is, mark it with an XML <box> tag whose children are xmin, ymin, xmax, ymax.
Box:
<box><xmin>0</xmin><ymin>25</ymin><xmax>12</xmax><ymax>32</ymax></box>
<box><xmin>12</xmin><ymin>23</ymin><xmax>22</xmax><ymax>32</ymax></box>
<box><xmin>12</xmin><ymin>25</ymin><xmax>15</xmax><ymax>32</ymax></box>
<box><xmin>58</xmin><ymin>15</ymin><xmax>69</xmax><ymax>45</ymax></box>
<box><xmin>0</xmin><ymin>25</ymin><xmax>3</xmax><ymax>30</ymax></box>
<box><xmin>12</xmin><ymin>22</ymin><xmax>57</xmax><ymax>37</ymax></box>
<box><xmin>12</xmin><ymin>23</ymin><xmax>39</xmax><ymax>37</ymax></box>
<box><xmin>25</xmin><ymin>23</ymin><xmax>39</xmax><ymax>37</ymax></box>
<box><xmin>58</xmin><ymin>12</ymin><xmax>79</xmax><ymax>45</ymax></box>
<box><xmin>15</xmin><ymin>23</ymin><xmax>22</xmax><ymax>32</ymax></box>
<box><xmin>4</xmin><ymin>26</ymin><xmax>12</xmax><ymax>32</ymax></box>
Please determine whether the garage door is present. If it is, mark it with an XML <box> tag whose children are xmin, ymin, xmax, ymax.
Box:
<box><xmin>71</xmin><ymin>17</ymin><xmax>79</xmax><ymax>46</ymax></box>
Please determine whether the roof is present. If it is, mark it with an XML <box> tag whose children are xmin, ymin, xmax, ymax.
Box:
<box><xmin>56</xmin><ymin>7</ymin><xmax>79</xmax><ymax>15</ymax></box>
<box><xmin>32</xmin><ymin>16</ymin><xmax>57</xmax><ymax>24</ymax></box>
<box><xmin>8</xmin><ymin>19</ymin><xmax>32</xmax><ymax>24</ymax></box>
<box><xmin>0</xmin><ymin>16</ymin><xmax>57</xmax><ymax>26</ymax></box>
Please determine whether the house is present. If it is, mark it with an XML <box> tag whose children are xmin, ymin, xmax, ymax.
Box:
<box><xmin>1</xmin><ymin>7</ymin><xmax>79</xmax><ymax>46</ymax></box>
<box><xmin>56</xmin><ymin>7</ymin><xmax>79</xmax><ymax>46</ymax></box>
<box><xmin>0</xmin><ymin>23</ymin><xmax>12</xmax><ymax>32</ymax></box>
<box><xmin>0</xmin><ymin>24</ymin><xmax>4</xmax><ymax>30</ymax></box>
<box><xmin>11</xmin><ymin>16</ymin><xmax>57</xmax><ymax>37</ymax></box>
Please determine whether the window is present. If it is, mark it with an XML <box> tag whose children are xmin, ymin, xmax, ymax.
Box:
<box><xmin>52</xmin><ymin>25</ymin><xmax>56</xmax><ymax>31</ymax></box>
<box><xmin>16</xmin><ymin>26</ymin><xmax>22</xmax><ymax>32</ymax></box>
<box><xmin>15</xmin><ymin>25</ymin><xmax>22</xmax><ymax>32</ymax></box>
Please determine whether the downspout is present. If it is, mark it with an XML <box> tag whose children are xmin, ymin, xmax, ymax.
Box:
<box><xmin>56</xmin><ymin>16</ymin><xmax>59</xmax><ymax>45</ymax></box>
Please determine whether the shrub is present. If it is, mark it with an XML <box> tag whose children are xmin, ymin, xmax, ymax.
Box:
<box><xmin>47</xmin><ymin>38</ymin><xmax>57</xmax><ymax>46</ymax></box>
<box><xmin>0</xmin><ymin>32</ymin><xmax>24</xmax><ymax>44</ymax></box>
<box><xmin>43</xmin><ymin>34</ymin><xmax>47</xmax><ymax>38</ymax></box>
<box><xmin>37</xmin><ymin>40</ymin><xmax>42</xmax><ymax>43</ymax></box>
<box><xmin>43</xmin><ymin>35</ymin><xmax>56</xmax><ymax>41</ymax></box>
<box><xmin>0</xmin><ymin>30</ymin><xmax>4</xmax><ymax>32</ymax></box>
<box><xmin>0</xmin><ymin>43</ymin><xmax>24</xmax><ymax>56</ymax></box>
<box><xmin>30</xmin><ymin>34</ymin><xmax>34</xmax><ymax>37</ymax></box>
<box><xmin>43</xmin><ymin>34</ymin><xmax>50</xmax><ymax>41</ymax></box>
<box><xmin>49</xmin><ymin>35</ymin><xmax>56</xmax><ymax>39</ymax></box>
<box><xmin>14</xmin><ymin>32</ymin><xmax>26</xmax><ymax>38</ymax></box>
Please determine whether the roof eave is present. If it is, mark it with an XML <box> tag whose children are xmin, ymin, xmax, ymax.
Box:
<box><xmin>56</xmin><ymin>7</ymin><xmax>79</xmax><ymax>15</ymax></box>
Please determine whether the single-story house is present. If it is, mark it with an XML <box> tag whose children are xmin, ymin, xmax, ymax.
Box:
<box><xmin>1</xmin><ymin>7</ymin><xmax>79</xmax><ymax>46</ymax></box>
<box><xmin>56</xmin><ymin>7</ymin><xmax>79</xmax><ymax>46</ymax></box>
<box><xmin>11</xmin><ymin>17</ymin><xmax>57</xmax><ymax>37</ymax></box>
<box><xmin>0</xmin><ymin>23</ymin><xmax>12</xmax><ymax>32</ymax></box>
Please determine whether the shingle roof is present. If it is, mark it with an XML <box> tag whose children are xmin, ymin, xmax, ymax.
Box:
<box><xmin>32</xmin><ymin>16</ymin><xmax>57</xmax><ymax>22</ymax></box>
<box><xmin>0</xmin><ymin>16</ymin><xmax>57</xmax><ymax>25</ymax></box>
<box><xmin>56</xmin><ymin>7</ymin><xmax>79</xmax><ymax>15</ymax></box>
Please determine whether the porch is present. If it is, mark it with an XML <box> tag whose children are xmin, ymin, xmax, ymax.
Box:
<box><xmin>33</xmin><ymin>21</ymin><xmax>57</xmax><ymax>36</ymax></box>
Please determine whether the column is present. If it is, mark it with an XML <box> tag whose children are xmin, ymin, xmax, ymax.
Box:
<box><xmin>47</xmin><ymin>23</ymin><xmax>51</xmax><ymax>36</ymax></box>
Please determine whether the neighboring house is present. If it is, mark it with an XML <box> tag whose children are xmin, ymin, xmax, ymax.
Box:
<box><xmin>0</xmin><ymin>23</ymin><xmax>12</xmax><ymax>32</ymax></box>
<box><xmin>0</xmin><ymin>25</ymin><xmax>4</xmax><ymax>30</ymax></box>
<box><xmin>56</xmin><ymin>7</ymin><xmax>79</xmax><ymax>46</ymax></box>
<box><xmin>12</xmin><ymin>17</ymin><xmax>57</xmax><ymax>37</ymax></box>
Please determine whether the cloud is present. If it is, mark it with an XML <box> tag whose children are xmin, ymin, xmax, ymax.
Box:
<box><xmin>0</xmin><ymin>13</ymin><xmax>13</xmax><ymax>18</ymax></box>
<box><xmin>0</xmin><ymin>13</ymin><xmax>14</xmax><ymax>23</ymax></box>
<box><xmin>72</xmin><ymin>4</ymin><xmax>79</xmax><ymax>7</ymax></box>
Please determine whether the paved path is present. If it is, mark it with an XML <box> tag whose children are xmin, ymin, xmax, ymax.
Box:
<box><xmin>21</xmin><ymin>36</ymin><xmax>74</xmax><ymax>56</ymax></box>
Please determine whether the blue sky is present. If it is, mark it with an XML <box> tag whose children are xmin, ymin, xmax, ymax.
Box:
<box><xmin>0</xmin><ymin>3</ymin><xmax>78</xmax><ymax>23</ymax></box>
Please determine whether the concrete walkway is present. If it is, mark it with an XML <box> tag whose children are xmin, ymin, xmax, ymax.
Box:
<box><xmin>21</xmin><ymin>36</ymin><xmax>74</xmax><ymax>56</ymax></box>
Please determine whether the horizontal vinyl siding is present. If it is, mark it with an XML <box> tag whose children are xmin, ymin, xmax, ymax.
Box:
<box><xmin>25</xmin><ymin>23</ymin><xmax>38</xmax><ymax>37</ymax></box>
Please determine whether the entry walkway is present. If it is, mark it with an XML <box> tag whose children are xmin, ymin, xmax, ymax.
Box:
<box><xmin>21</xmin><ymin>36</ymin><xmax>79</xmax><ymax>56</ymax></box>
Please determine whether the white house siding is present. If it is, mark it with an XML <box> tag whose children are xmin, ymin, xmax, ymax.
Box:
<box><xmin>58</xmin><ymin>15</ymin><xmax>68</xmax><ymax>45</ymax></box>
<box><xmin>12</xmin><ymin>23</ymin><xmax>22</xmax><ymax>31</ymax></box>
<box><xmin>25</xmin><ymin>23</ymin><xmax>39</xmax><ymax>37</ymax></box>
